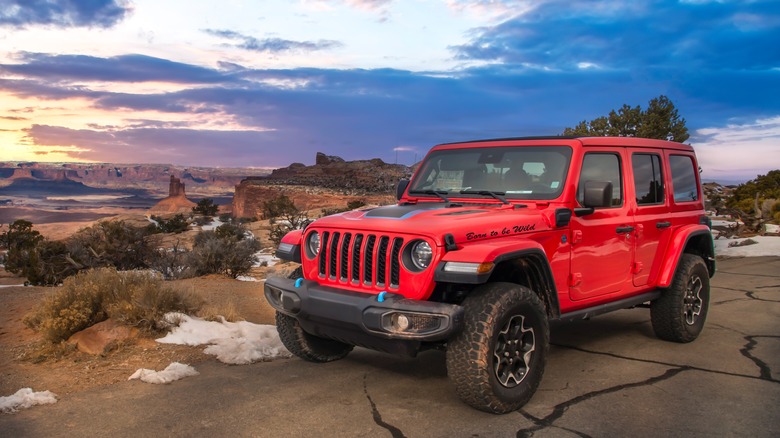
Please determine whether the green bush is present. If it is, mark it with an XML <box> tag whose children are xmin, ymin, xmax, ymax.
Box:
<box><xmin>2</xmin><ymin>221</ymin><xmax>80</xmax><ymax>285</ymax></box>
<box><xmin>23</xmin><ymin>268</ymin><xmax>202</xmax><ymax>342</ymax></box>
<box><xmin>149</xmin><ymin>214</ymin><xmax>190</xmax><ymax>234</ymax></box>
<box><xmin>67</xmin><ymin>221</ymin><xmax>155</xmax><ymax>271</ymax></box>
<box><xmin>189</xmin><ymin>231</ymin><xmax>260</xmax><ymax>278</ymax></box>
<box><xmin>192</xmin><ymin>198</ymin><xmax>219</xmax><ymax>217</ymax></box>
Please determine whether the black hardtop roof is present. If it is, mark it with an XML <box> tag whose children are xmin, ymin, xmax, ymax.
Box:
<box><xmin>436</xmin><ymin>136</ymin><xmax>693</xmax><ymax>151</ymax></box>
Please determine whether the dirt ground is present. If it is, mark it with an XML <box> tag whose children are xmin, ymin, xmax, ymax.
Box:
<box><xmin>0</xmin><ymin>267</ymin><xmax>286</xmax><ymax>399</ymax></box>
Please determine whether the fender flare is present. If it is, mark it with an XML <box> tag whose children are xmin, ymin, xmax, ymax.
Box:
<box><xmin>276</xmin><ymin>229</ymin><xmax>304</xmax><ymax>262</ymax></box>
<box><xmin>656</xmin><ymin>225</ymin><xmax>714</xmax><ymax>288</ymax></box>
<box><xmin>433</xmin><ymin>240</ymin><xmax>560</xmax><ymax>318</ymax></box>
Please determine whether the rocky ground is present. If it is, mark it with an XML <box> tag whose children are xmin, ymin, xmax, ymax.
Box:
<box><xmin>0</xmin><ymin>267</ymin><xmax>287</xmax><ymax>398</ymax></box>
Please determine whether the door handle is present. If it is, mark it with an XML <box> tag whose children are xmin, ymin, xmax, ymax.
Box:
<box><xmin>616</xmin><ymin>226</ymin><xmax>635</xmax><ymax>234</ymax></box>
<box><xmin>656</xmin><ymin>221</ymin><xmax>672</xmax><ymax>229</ymax></box>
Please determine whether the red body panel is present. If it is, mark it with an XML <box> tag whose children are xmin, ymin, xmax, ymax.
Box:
<box><xmin>283</xmin><ymin>136</ymin><xmax>711</xmax><ymax>315</ymax></box>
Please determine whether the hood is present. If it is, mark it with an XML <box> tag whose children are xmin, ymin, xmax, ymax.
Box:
<box><xmin>311</xmin><ymin>202</ymin><xmax>552</xmax><ymax>246</ymax></box>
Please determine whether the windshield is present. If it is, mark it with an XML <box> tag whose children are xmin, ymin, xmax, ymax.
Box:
<box><xmin>409</xmin><ymin>146</ymin><xmax>572</xmax><ymax>200</ymax></box>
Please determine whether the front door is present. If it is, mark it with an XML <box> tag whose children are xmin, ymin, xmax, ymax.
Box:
<box><xmin>569</xmin><ymin>149</ymin><xmax>634</xmax><ymax>300</ymax></box>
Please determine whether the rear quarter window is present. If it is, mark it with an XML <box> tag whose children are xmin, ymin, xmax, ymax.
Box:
<box><xmin>669</xmin><ymin>155</ymin><xmax>699</xmax><ymax>202</ymax></box>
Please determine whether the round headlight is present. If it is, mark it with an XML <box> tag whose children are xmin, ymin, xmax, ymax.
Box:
<box><xmin>306</xmin><ymin>231</ymin><xmax>320</xmax><ymax>257</ymax></box>
<box><xmin>411</xmin><ymin>241</ymin><xmax>433</xmax><ymax>270</ymax></box>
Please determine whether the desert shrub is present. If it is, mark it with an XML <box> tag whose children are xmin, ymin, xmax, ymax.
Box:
<box><xmin>214</xmin><ymin>222</ymin><xmax>249</xmax><ymax>240</ymax></box>
<box><xmin>347</xmin><ymin>199</ymin><xmax>366</xmax><ymax>210</ymax></box>
<box><xmin>149</xmin><ymin>214</ymin><xmax>189</xmax><ymax>234</ymax></box>
<box><xmin>2</xmin><ymin>221</ymin><xmax>79</xmax><ymax>286</ymax></box>
<box><xmin>189</xmin><ymin>231</ymin><xmax>260</xmax><ymax>278</ymax></box>
<box><xmin>67</xmin><ymin>221</ymin><xmax>155</xmax><ymax>271</ymax></box>
<box><xmin>147</xmin><ymin>242</ymin><xmax>195</xmax><ymax>279</ymax></box>
<box><xmin>198</xmin><ymin>301</ymin><xmax>242</xmax><ymax>323</ymax></box>
<box><xmin>192</xmin><ymin>215</ymin><xmax>212</xmax><ymax>226</ymax></box>
<box><xmin>192</xmin><ymin>198</ymin><xmax>219</xmax><ymax>217</ymax></box>
<box><xmin>23</xmin><ymin>268</ymin><xmax>202</xmax><ymax>342</ymax></box>
<box><xmin>21</xmin><ymin>240</ymin><xmax>80</xmax><ymax>286</ymax></box>
<box><xmin>1</xmin><ymin>220</ymin><xmax>44</xmax><ymax>273</ymax></box>
<box><xmin>320</xmin><ymin>199</ymin><xmax>367</xmax><ymax>218</ymax></box>
<box><xmin>218</xmin><ymin>213</ymin><xmax>233</xmax><ymax>223</ymax></box>
<box><xmin>261</xmin><ymin>195</ymin><xmax>297</xmax><ymax>220</ymax></box>
<box><xmin>320</xmin><ymin>207</ymin><xmax>347</xmax><ymax>217</ymax></box>
<box><xmin>262</xmin><ymin>195</ymin><xmax>311</xmax><ymax>247</ymax></box>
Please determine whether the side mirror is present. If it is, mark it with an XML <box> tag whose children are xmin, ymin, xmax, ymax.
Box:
<box><xmin>583</xmin><ymin>181</ymin><xmax>613</xmax><ymax>208</ymax></box>
<box><xmin>396</xmin><ymin>179</ymin><xmax>410</xmax><ymax>200</ymax></box>
<box><xmin>575</xmin><ymin>181</ymin><xmax>613</xmax><ymax>217</ymax></box>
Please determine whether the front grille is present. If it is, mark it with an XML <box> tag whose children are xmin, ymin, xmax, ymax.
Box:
<box><xmin>317</xmin><ymin>231</ymin><xmax>404</xmax><ymax>289</ymax></box>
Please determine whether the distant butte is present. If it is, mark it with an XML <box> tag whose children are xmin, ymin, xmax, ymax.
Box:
<box><xmin>148</xmin><ymin>175</ymin><xmax>196</xmax><ymax>214</ymax></box>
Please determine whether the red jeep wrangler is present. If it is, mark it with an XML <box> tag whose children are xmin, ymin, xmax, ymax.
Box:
<box><xmin>265</xmin><ymin>136</ymin><xmax>715</xmax><ymax>413</ymax></box>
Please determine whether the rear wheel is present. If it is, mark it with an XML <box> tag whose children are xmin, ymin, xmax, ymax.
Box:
<box><xmin>446</xmin><ymin>282</ymin><xmax>549</xmax><ymax>414</ymax></box>
<box><xmin>651</xmin><ymin>254</ymin><xmax>710</xmax><ymax>343</ymax></box>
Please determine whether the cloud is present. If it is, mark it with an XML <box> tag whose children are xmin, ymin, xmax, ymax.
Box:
<box><xmin>0</xmin><ymin>0</ymin><xmax>131</xmax><ymax>29</ymax></box>
<box><xmin>3</xmin><ymin>48</ymin><xmax>778</xmax><ymax>171</ymax></box>
<box><xmin>693</xmin><ymin>116</ymin><xmax>780</xmax><ymax>182</ymax></box>
<box><xmin>204</xmin><ymin>29</ymin><xmax>343</xmax><ymax>54</ymax></box>
<box><xmin>23</xmin><ymin>124</ymin><xmax>283</xmax><ymax>167</ymax></box>
<box><xmin>0</xmin><ymin>53</ymin><xmax>231</xmax><ymax>84</ymax></box>
<box><xmin>451</xmin><ymin>0</ymin><xmax>780</xmax><ymax>71</ymax></box>
<box><xmin>0</xmin><ymin>115</ymin><xmax>28</xmax><ymax>120</ymax></box>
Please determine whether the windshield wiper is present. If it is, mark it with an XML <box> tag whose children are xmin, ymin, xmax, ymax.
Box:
<box><xmin>459</xmin><ymin>190</ymin><xmax>509</xmax><ymax>204</ymax></box>
<box><xmin>409</xmin><ymin>190</ymin><xmax>450</xmax><ymax>202</ymax></box>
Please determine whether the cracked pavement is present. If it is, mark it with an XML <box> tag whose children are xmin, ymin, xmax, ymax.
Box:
<box><xmin>2</xmin><ymin>257</ymin><xmax>778</xmax><ymax>437</ymax></box>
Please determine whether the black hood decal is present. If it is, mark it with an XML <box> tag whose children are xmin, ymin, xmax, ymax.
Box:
<box><xmin>364</xmin><ymin>203</ymin><xmax>447</xmax><ymax>219</ymax></box>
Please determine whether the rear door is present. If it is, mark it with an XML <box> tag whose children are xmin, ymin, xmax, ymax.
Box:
<box><xmin>629</xmin><ymin>151</ymin><xmax>669</xmax><ymax>287</ymax></box>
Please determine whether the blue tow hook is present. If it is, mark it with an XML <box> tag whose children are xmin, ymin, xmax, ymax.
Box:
<box><xmin>377</xmin><ymin>291</ymin><xmax>387</xmax><ymax>302</ymax></box>
<box><xmin>295</xmin><ymin>278</ymin><xmax>303</xmax><ymax>288</ymax></box>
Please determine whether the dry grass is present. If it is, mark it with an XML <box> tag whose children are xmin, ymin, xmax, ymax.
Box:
<box><xmin>23</xmin><ymin>267</ymin><xmax>203</xmax><ymax>343</ymax></box>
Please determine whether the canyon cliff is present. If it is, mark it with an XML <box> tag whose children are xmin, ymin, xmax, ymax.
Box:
<box><xmin>231</xmin><ymin>152</ymin><xmax>409</xmax><ymax>218</ymax></box>
<box><xmin>0</xmin><ymin>162</ymin><xmax>270</xmax><ymax>196</ymax></box>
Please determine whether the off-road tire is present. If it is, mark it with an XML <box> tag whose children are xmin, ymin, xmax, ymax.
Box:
<box><xmin>275</xmin><ymin>267</ymin><xmax>353</xmax><ymax>363</ymax></box>
<box><xmin>651</xmin><ymin>254</ymin><xmax>710</xmax><ymax>343</ymax></box>
<box><xmin>446</xmin><ymin>282</ymin><xmax>549</xmax><ymax>414</ymax></box>
<box><xmin>276</xmin><ymin>312</ymin><xmax>353</xmax><ymax>362</ymax></box>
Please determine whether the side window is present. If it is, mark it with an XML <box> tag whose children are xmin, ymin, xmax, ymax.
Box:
<box><xmin>632</xmin><ymin>153</ymin><xmax>664</xmax><ymax>205</ymax></box>
<box><xmin>669</xmin><ymin>155</ymin><xmax>699</xmax><ymax>202</ymax></box>
<box><xmin>577</xmin><ymin>153</ymin><xmax>623</xmax><ymax>207</ymax></box>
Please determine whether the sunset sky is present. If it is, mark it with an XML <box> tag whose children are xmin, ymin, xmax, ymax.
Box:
<box><xmin>0</xmin><ymin>0</ymin><xmax>778</xmax><ymax>182</ymax></box>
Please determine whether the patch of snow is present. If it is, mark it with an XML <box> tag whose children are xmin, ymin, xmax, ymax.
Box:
<box><xmin>0</xmin><ymin>284</ymin><xmax>26</xmax><ymax>288</ymax></box>
<box><xmin>235</xmin><ymin>275</ymin><xmax>259</xmax><ymax>282</ymax></box>
<box><xmin>201</xmin><ymin>217</ymin><xmax>224</xmax><ymax>231</ymax></box>
<box><xmin>253</xmin><ymin>249</ymin><xmax>278</xmax><ymax>267</ymax></box>
<box><xmin>146</xmin><ymin>216</ymin><xmax>159</xmax><ymax>226</ymax></box>
<box><xmin>0</xmin><ymin>388</ymin><xmax>58</xmax><ymax>414</ymax></box>
<box><xmin>766</xmin><ymin>223</ymin><xmax>779</xmax><ymax>234</ymax></box>
<box><xmin>714</xmin><ymin>236</ymin><xmax>780</xmax><ymax>257</ymax></box>
<box><xmin>128</xmin><ymin>362</ymin><xmax>199</xmax><ymax>384</ymax></box>
<box><xmin>156</xmin><ymin>313</ymin><xmax>291</xmax><ymax>365</ymax></box>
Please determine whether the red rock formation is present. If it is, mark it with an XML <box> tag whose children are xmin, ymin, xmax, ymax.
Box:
<box><xmin>148</xmin><ymin>175</ymin><xmax>196</xmax><ymax>214</ymax></box>
<box><xmin>231</xmin><ymin>152</ymin><xmax>407</xmax><ymax>218</ymax></box>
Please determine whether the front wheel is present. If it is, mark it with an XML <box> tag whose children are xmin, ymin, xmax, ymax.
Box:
<box><xmin>446</xmin><ymin>282</ymin><xmax>549</xmax><ymax>414</ymax></box>
<box><xmin>651</xmin><ymin>254</ymin><xmax>710</xmax><ymax>343</ymax></box>
<box><xmin>275</xmin><ymin>312</ymin><xmax>353</xmax><ymax>363</ymax></box>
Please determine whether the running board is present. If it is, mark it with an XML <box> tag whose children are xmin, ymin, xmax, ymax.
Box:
<box><xmin>557</xmin><ymin>290</ymin><xmax>662</xmax><ymax>323</ymax></box>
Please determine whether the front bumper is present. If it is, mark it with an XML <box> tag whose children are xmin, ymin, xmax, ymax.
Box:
<box><xmin>264</xmin><ymin>276</ymin><xmax>463</xmax><ymax>356</ymax></box>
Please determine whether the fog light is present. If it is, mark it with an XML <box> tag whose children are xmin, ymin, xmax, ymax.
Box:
<box><xmin>382</xmin><ymin>312</ymin><xmax>444</xmax><ymax>334</ymax></box>
<box><xmin>394</xmin><ymin>313</ymin><xmax>410</xmax><ymax>331</ymax></box>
